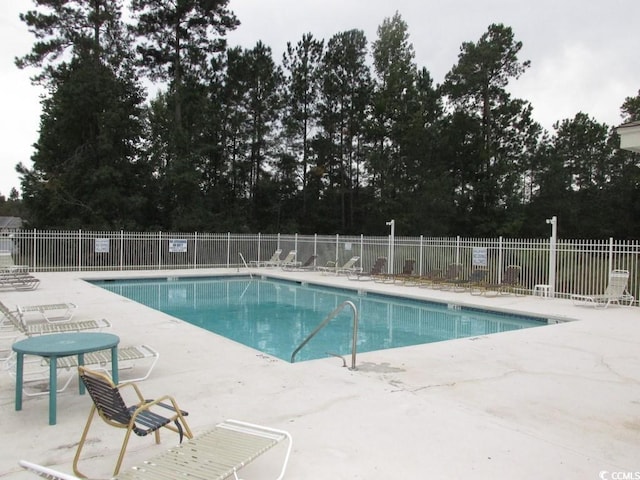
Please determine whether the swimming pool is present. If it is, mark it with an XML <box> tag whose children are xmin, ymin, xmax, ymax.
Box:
<box><xmin>91</xmin><ymin>276</ymin><xmax>547</xmax><ymax>362</ymax></box>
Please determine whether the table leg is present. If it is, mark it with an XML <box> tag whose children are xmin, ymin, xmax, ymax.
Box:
<box><xmin>49</xmin><ymin>355</ymin><xmax>57</xmax><ymax>425</ymax></box>
<box><xmin>15</xmin><ymin>352</ymin><xmax>24</xmax><ymax>411</ymax></box>
<box><xmin>111</xmin><ymin>346</ymin><xmax>118</xmax><ymax>384</ymax></box>
<box><xmin>78</xmin><ymin>353</ymin><xmax>85</xmax><ymax>395</ymax></box>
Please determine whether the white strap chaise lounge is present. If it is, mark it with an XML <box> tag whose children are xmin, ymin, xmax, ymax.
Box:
<box><xmin>1</xmin><ymin>301</ymin><xmax>111</xmax><ymax>336</ymax></box>
<box><xmin>249</xmin><ymin>249</ymin><xmax>283</xmax><ymax>268</ymax></box>
<box><xmin>570</xmin><ymin>269</ymin><xmax>634</xmax><ymax>308</ymax></box>
<box><xmin>19</xmin><ymin>419</ymin><xmax>293</xmax><ymax>480</ymax></box>
<box><xmin>17</xmin><ymin>302</ymin><xmax>78</xmax><ymax>323</ymax></box>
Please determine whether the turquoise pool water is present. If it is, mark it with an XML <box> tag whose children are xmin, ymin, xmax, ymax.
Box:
<box><xmin>91</xmin><ymin>276</ymin><xmax>546</xmax><ymax>362</ymax></box>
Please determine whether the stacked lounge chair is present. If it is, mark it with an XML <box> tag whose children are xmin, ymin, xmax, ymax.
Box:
<box><xmin>0</xmin><ymin>268</ymin><xmax>40</xmax><ymax>291</ymax></box>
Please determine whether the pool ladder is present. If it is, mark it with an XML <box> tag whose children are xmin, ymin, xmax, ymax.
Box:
<box><xmin>290</xmin><ymin>301</ymin><xmax>359</xmax><ymax>369</ymax></box>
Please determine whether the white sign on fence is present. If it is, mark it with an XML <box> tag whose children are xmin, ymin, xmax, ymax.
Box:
<box><xmin>95</xmin><ymin>238</ymin><xmax>110</xmax><ymax>253</ymax></box>
<box><xmin>169</xmin><ymin>239</ymin><xmax>188</xmax><ymax>253</ymax></box>
<box><xmin>472</xmin><ymin>247</ymin><xmax>488</xmax><ymax>267</ymax></box>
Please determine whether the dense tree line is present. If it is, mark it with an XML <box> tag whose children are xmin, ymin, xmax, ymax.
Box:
<box><xmin>9</xmin><ymin>0</ymin><xmax>640</xmax><ymax>238</ymax></box>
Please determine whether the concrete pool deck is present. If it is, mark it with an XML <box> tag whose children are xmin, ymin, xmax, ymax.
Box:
<box><xmin>1</xmin><ymin>269</ymin><xmax>638</xmax><ymax>479</ymax></box>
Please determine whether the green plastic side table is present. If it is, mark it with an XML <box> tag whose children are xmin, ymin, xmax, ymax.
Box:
<box><xmin>13</xmin><ymin>332</ymin><xmax>119</xmax><ymax>425</ymax></box>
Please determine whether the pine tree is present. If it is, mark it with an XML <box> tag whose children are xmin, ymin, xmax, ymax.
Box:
<box><xmin>16</xmin><ymin>0</ymin><xmax>150</xmax><ymax>229</ymax></box>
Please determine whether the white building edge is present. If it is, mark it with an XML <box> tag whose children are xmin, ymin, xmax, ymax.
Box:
<box><xmin>617</xmin><ymin>120</ymin><xmax>640</xmax><ymax>153</ymax></box>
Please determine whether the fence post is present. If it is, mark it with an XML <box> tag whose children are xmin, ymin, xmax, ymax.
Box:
<box><xmin>419</xmin><ymin>235</ymin><xmax>424</xmax><ymax>276</ymax></box>
<box><xmin>158</xmin><ymin>231</ymin><xmax>162</xmax><ymax>270</ymax></box>
<box><xmin>254</xmin><ymin>232</ymin><xmax>259</xmax><ymax>264</ymax></box>
<box><xmin>608</xmin><ymin>237</ymin><xmax>614</xmax><ymax>272</ymax></box>
<box><xmin>546</xmin><ymin>216</ymin><xmax>558</xmax><ymax>297</ymax></box>
<box><xmin>194</xmin><ymin>232</ymin><xmax>198</xmax><ymax>269</ymax></box>
<box><xmin>227</xmin><ymin>232</ymin><xmax>231</xmax><ymax>268</ymax></box>
<box><xmin>32</xmin><ymin>228</ymin><xmax>37</xmax><ymax>272</ymax></box>
<box><xmin>335</xmin><ymin>234</ymin><xmax>339</xmax><ymax>265</ymax></box>
<box><xmin>498</xmin><ymin>236</ymin><xmax>504</xmax><ymax>284</ymax></box>
<box><xmin>78</xmin><ymin>229</ymin><xmax>82</xmax><ymax>272</ymax></box>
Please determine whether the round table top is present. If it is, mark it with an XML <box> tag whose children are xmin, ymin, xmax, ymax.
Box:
<box><xmin>12</xmin><ymin>332</ymin><xmax>120</xmax><ymax>357</ymax></box>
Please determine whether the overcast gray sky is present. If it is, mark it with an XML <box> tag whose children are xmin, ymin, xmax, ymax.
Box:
<box><xmin>1</xmin><ymin>0</ymin><xmax>638</xmax><ymax>197</ymax></box>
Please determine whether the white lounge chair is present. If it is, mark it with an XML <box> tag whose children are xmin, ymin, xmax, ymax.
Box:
<box><xmin>249</xmin><ymin>248</ymin><xmax>282</xmax><ymax>267</ymax></box>
<box><xmin>20</xmin><ymin>419</ymin><xmax>292</xmax><ymax>480</ymax></box>
<box><xmin>571</xmin><ymin>269</ymin><xmax>634</xmax><ymax>308</ymax></box>
<box><xmin>279</xmin><ymin>250</ymin><xmax>297</xmax><ymax>268</ymax></box>
<box><xmin>1</xmin><ymin>301</ymin><xmax>110</xmax><ymax>336</ymax></box>
<box><xmin>318</xmin><ymin>255</ymin><xmax>361</xmax><ymax>275</ymax></box>
<box><xmin>18</xmin><ymin>302</ymin><xmax>77</xmax><ymax>323</ymax></box>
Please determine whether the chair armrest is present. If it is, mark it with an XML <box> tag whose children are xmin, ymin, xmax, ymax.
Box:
<box><xmin>117</xmin><ymin>380</ymin><xmax>147</xmax><ymax>402</ymax></box>
<box><xmin>130</xmin><ymin>394</ymin><xmax>187</xmax><ymax>418</ymax></box>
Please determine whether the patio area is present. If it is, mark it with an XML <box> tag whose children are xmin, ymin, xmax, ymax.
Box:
<box><xmin>1</xmin><ymin>268</ymin><xmax>638</xmax><ymax>479</ymax></box>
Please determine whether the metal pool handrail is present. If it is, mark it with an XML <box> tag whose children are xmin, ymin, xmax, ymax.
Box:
<box><xmin>238</xmin><ymin>253</ymin><xmax>253</xmax><ymax>279</ymax></box>
<box><xmin>290</xmin><ymin>300</ymin><xmax>359</xmax><ymax>369</ymax></box>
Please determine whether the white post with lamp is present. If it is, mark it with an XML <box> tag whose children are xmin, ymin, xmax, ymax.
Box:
<box><xmin>386</xmin><ymin>219</ymin><xmax>395</xmax><ymax>275</ymax></box>
<box><xmin>546</xmin><ymin>216</ymin><xmax>557</xmax><ymax>298</ymax></box>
